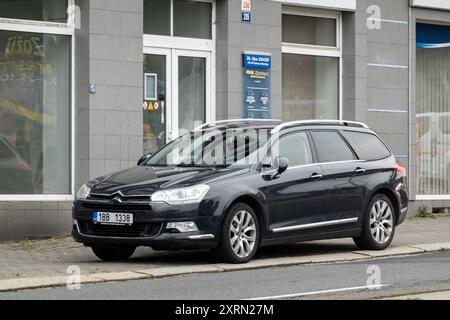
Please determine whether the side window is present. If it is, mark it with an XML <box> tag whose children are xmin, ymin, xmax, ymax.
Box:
<box><xmin>341</xmin><ymin>131</ymin><xmax>391</xmax><ymax>161</ymax></box>
<box><xmin>272</xmin><ymin>132</ymin><xmax>313</xmax><ymax>167</ymax></box>
<box><xmin>311</xmin><ymin>131</ymin><xmax>355</xmax><ymax>163</ymax></box>
<box><xmin>0</xmin><ymin>139</ymin><xmax>15</xmax><ymax>160</ymax></box>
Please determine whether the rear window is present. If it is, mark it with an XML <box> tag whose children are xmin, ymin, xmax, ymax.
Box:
<box><xmin>311</xmin><ymin>131</ymin><xmax>355</xmax><ymax>163</ymax></box>
<box><xmin>341</xmin><ymin>131</ymin><xmax>391</xmax><ymax>161</ymax></box>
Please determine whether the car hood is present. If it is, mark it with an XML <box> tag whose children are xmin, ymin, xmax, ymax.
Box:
<box><xmin>89</xmin><ymin>166</ymin><xmax>249</xmax><ymax>196</ymax></box>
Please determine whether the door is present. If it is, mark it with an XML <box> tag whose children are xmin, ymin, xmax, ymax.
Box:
<box><xmin>143</xmin><ymin>48</ymin><xmax>171</xmax><ymax>155</ymax></box>
<box><xmin>143</xmin><ymin>48</ymin><xmax>213</xmax><ymax>155</ymax></box>
<box><xmin>261</xmin><ymin>131</ymin><xmax>325</xmax><ymax>234</ymax></box>
<box><xmin>310</xmin><ymin>130</ymin><xmax>368</xmax><ymax>224</ymax></box>
<box><xmin>172</xmin><ymin>50</ymin><xmax>212</xmax><ymax>138</ymax></box>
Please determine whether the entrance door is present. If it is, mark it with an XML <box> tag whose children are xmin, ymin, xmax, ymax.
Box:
<box><xmin>143</xmin><ymin>48</ymin><xmax>212</xmax><ymax>155</ymax></box>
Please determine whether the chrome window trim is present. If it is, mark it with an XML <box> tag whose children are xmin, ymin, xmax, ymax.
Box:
<box><xmin>272</xmin><ymin>218</ymin><xmax>358</xmax><ymax>233</ymax></box>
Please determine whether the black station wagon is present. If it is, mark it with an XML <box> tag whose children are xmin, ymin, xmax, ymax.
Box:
<box><xmin>73</xmin><ymin>120</ymin><xmax>409</xmax><ymax>263</ymax></box>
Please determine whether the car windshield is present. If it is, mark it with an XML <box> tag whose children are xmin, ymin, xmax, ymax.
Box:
<box><xmin>145</xmin><ymin>128</ymin><xmax>271</xmax><ymax>168</ymax></box>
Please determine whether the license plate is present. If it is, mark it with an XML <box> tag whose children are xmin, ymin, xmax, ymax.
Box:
<box><xmin>92</xmin><ymin>212</ymin><xmax>134</xmax><ymax>226</ymax></box>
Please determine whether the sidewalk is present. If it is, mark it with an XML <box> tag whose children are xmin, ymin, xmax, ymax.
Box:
<box><xmin>0</xmin><ymin>217</ymin><xmax>449</xmax><ymax>291</ymax></box>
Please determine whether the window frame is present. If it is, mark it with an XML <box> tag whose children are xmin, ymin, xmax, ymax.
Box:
<box><xmin>0</xmin><ymin>0</ymin><xmax>75</xmax><ymax>201</ymax></box>
<box><xmin>281</xmin><ymin>6</ymin><xmax>343</xmax><ymax>120</ymax></box>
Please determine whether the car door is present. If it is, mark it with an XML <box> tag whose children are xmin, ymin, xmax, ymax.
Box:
<box><xmin>260</xmin><ymin>130</ymin><xmax>325</xmax><ymax>233</ymax></box>
<box><xmin>310</xmin><ymin>130</ymin><xmax>368</xmax><ymax>225</ymax></box>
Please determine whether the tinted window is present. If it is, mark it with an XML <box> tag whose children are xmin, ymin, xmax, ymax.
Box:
<box><xmin>342</xmin><ymin>131</ymin><xmax>391</xmax><ymax>161</ymax></box>
<box><xmin>311</xmin><ymin>131</ymin><xmax>354</xmax><ymax>163</ymax></box>
<box><xmin>0</xmin><ymin>139</ymin><xmax>15</xmax><ymax>160</ymax></box>
<box><xmin>274</xmin><ymin>132</ymin><xmax>313</xmax><ymax>167</ymax></box>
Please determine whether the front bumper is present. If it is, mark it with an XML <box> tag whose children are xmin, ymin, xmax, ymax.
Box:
<box><xmin>72</xmin><ymin>200</ymin><xmax>221</xmax><ymax>249</ymax></box>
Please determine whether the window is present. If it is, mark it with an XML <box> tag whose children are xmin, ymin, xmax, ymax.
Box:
<box><xmin>282</xmin><ymin>54</ymin><xmax>339</xmax><ymax>121</ymax></box>
<box><xmin>416</xmin><ymin>23</ymin><xmax>450</xmax><ymax>196</ymax></box>
<box><xmin>342</xmin><ymin>131</ymin><xmax>391</xmax><ymax>161</ymax></box>
<box><xmin>144</xmin><ymin>0</ymin><xmax>213</xmax><ymax>40</ymax></box>
<box><xmin>0</xmin><ymin>0</ymin><xmax>68</xmax><ymax>23</ymax></box>
<box><xmin>282</xmin><ymin>7</ymin><xmax>341</xmax><ymax>122</ymax></box>
<box><xmin>282</xmin><ymin>14</ymin><xmax>336</xmax><ymax>47</ymax></box>
<box><xmin>274</xmin><ymin>132</ymin><xmax>313</xmax><ymax>167</ymax></box>
<box><xmin>143</xmin><ymin>0</ymin><xmax>170</xmax><ymax>36</ymax></box>
<box><xmin>311</xmin><ymin>131</ymin><xmax>354</xmax><ymax>163</ymax></box>
<box><xmin>0</xmin><ymin>30</ymin><xmax>71</xmax><ymax>195</ymax></box>
<box><xmin>173</xmin><ymin>0</ymin><xmax>212</xmax><ymax>39</ymax></box>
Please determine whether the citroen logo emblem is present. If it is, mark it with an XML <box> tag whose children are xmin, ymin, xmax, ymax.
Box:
<box><xmin>113</xmin><ymin>196</ymin><xmax>123</xmax><ymax>203</ymax></box>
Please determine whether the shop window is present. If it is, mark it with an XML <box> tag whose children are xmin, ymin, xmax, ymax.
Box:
<box><xmin>144</xmin><ymin>0</ymin><xmax>212</xmax><ymax>40</ymax></box>
<box><xmin>0</xmin><ymin>30</ymin><xmax>71</xmax><ymax>194</ymax></box>
<box><xmin>0</xmin><ymin>0</ymin><xmax>68</xmax><ymax>23</ymax></box>
<box><xmin>416</xmin><ymin>23</ymin><xmax>450</xmax><ymax>196</ymax></box>
<box><xmin>282</xmin><ymin>54</ymin><xmax>339</xmax><ymax>121</ymax></box>
<box><xmin>281</xmin><ymin>8</ymin><xmax>341</xmax><ymax>122</ymax></box>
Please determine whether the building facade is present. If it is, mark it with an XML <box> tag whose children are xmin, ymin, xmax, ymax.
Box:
<box><xmin>0</xmin><ymin>0</ymin><xmax>449</xmax><ymax>241</ymax></box>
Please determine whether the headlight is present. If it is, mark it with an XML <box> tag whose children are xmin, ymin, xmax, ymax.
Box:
<box><xmin>76</xmin><ymin>184</ymin><xmax>91</xmax><ymax>199</ymax></box>
<box><xmin>151</xmin><ymin>184</ymin><xmax>210</xmax><ymax>205</ymax></box>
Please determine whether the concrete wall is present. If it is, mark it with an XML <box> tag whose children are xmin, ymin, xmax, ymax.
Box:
<box><xmin>216</xmin><ymin>0</ymin><xmax>282</xmax><ymax>120</ymax></box>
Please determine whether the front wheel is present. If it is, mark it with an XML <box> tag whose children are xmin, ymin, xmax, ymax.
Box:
<box><xmin>91</xmin><ymin>246</ymin><xmax>136</xmax><ymax>261</ymax></box>
<box><xmin>215</xmin><ymin>203</ymin><xmax>259</xmax><ymax>263</ymax></box>
<box><xmin>354</xmin><ymin>194</ymin><xmax>396</xmax><ymax>250</ymax></box>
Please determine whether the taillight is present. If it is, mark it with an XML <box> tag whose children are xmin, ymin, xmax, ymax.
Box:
<box><xmin>394</xmin><ymin>161</ymin><xmax>406</xmax><ymax>176</ymax></box>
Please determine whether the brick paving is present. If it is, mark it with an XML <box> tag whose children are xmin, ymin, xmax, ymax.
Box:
<box><xmin>0</xmin><ymin>217</ymin><xmax>449</xmax><ymax>280</ymax></box>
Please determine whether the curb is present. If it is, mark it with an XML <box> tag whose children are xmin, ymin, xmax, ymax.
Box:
<box><xmin>1</xmin><ymin>242</ymin><xmax>449</xmax><ymax>293</ymax></box>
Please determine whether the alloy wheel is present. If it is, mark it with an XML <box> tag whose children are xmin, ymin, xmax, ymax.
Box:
<box><xmin>229</xmin><ymin>210</ymin><xmax>257</xmax><ymax>258</ymax></box>
<box><xmin>370</xmin><ymin>200</ymin><xmax>394</xmax><ymax>244</ymax></box>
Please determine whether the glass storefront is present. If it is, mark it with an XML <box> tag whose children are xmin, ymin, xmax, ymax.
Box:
<box><xmin>0</xmin><ymin>0</ymin><xmax>68</xmax><ymax>23</ymax></box>
<box><xmin>282</xmin><ymin>53</ymin><xmax>339</xmax><ymax>121</ymax></box>
<box><xmin>416</xmin><ymin>23</ymin><xmax>450</xmax><ymax>196</ymax></box>
<box><xmin>0</xmin><ymin>30</ymin><xmax>71</xmax><ymax>195</ymax></box>
<box><xmin>281</xmin><ymin>10</ymin><xmax>340</xmax><ymax>122</ymax></box>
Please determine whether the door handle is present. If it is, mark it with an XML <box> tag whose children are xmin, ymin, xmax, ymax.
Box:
<box><xmin>355</xmin><ymin>167</ymin><xmax>366</xmax><ymax>175</ymax></box>
<box><xmin>310</xmin><ymin>173</ymin><xmax>323</xmax><ymax>180</ymax></box>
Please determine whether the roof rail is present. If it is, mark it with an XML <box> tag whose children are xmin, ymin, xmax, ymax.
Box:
<box><xmin>271</xmin><ymin>120</ymin><xmax>369</xmax><ymax>133</ymax></box>
<box><xmin>194</xmin><ymin>119</ymin><xmax>282</xmax><ymax>131</ymax></box>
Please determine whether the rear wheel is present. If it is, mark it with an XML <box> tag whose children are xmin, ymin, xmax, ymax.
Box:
<box><xmin>354</xmin><ymin>194</ymin><xmax>396</xmax><ymax>250</ymax></box>
<box><xmin>91</xmin><ymin>246</ymin><xmax>136</xmax><ymax>261</ymax></box>
<box><xmin>215</xmin><ymin>203</ymin><xmax>259</xmax><ymax>263</ymax></box>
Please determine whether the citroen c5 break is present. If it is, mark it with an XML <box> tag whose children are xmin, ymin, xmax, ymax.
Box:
<box><xmin>72</xmin><ymin>120</ymin><xmax>409</xmax><ymax>263</ymax></box>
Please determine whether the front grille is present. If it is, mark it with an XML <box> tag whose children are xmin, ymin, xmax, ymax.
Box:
<box><xmin>79</xmin><ymin>222</ymin><xmax>162</xmax><ymax>238</ymax></box>
<box><xmin>81</xmin><ymin>202</ymin><xmax>150</xmax><ymax>211</ymax></box>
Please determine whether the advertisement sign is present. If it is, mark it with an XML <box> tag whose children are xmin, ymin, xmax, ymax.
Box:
<box><xmin>241</xmin><ymin>0</ymin><xmax>251</xmax><ymax>12</ymax></box>
<box><xmin>242</xmin><ymin>52</ymin><xmax>271</xmax><ymax>119</ymax></box>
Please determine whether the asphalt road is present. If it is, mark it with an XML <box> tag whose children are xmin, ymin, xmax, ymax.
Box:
<box><xmin>1</xmin><ymin>252</ymin><xmax>450</xmax><ymax>300</ymax></box>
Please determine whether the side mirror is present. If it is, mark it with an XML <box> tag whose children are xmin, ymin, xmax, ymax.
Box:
<box><xmin>137</xmin><ymin>154</ymin><xmax>151</xmax><ymax>166</ymax></box>
<box><xmin>275</xmin><ymin>156</ymin><xmax>289</xmax><ymax>176</ymax></box>
<box><xmin>262</xmin><ymin>156</ymin><xmax>289</xmax><ymax>180</ymax></box>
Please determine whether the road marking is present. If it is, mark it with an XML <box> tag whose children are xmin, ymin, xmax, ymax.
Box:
<box><xmin>246</xmin><ymin>285</ymin><xmax>389</xmax><ymax>300</ymax></box>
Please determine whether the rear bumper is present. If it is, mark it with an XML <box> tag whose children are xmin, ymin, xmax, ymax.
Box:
<box><xmin>396</xmin><ymin>185</ymin><xmax>409</xmax><ymax>226</ymax></box>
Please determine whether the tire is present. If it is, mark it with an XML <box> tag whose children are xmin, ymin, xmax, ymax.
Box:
<box><xmin>91</xmin><ymin>246</ymin><xmax>136</xmax><ymax>261</ymax></box>
<box><xmin>215</xmin><ymin>203</ymin><xmax>260</xmax><ymax>264</ymax></box>
<box><xmin>353</xmin><ymin>194</ymin><xmax>396</xmax><ymax>250</ymax></box>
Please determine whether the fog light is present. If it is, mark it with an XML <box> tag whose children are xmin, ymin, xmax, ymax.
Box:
<box><xmin>166</xmin><ymin>222</ymin><xmax>198</xmax><ymax>233</ymax></box>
